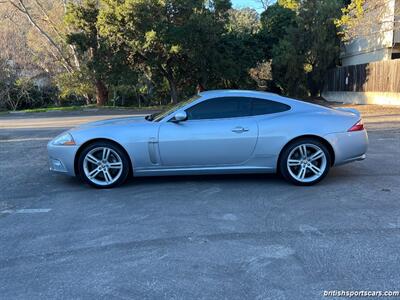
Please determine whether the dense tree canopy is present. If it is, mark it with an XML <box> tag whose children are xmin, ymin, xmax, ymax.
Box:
<box><xmin>97</xmin><ymin>0</ymin><xmax>257</xmax><ymax>103</ymax></box>
<box><xmin>63</xmin><ymin>0</ymin><xmax>137</xmax><ymax>105</ymax></box>
<box><xmin>0</xmin><ymin>0</ymin><xmax>348</xmax><ymax>110</ymax></box>
<box><xmin>259</xmin><ymin>0</ymin><xmax>343</xmax><ymax>97</ymax></box>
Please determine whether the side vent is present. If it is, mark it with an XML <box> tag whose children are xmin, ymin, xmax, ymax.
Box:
<box><xmin>148</xmin><ymin>138</ymin><xmax>159</xmax><ymax>164</ymax></box>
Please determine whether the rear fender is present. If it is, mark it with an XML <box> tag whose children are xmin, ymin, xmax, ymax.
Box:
<box><xmin>334</xmin><ymin>107</ymin><xmax>361</xmax><ymax>119</ymax></box>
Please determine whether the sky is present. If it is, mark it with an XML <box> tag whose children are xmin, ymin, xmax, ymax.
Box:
<box><xmin>231</xmin><ymin>0</ymin><xmax>266</xmax><ymax>12</ymax></box>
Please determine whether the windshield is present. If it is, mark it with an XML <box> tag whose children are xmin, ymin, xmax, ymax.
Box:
<box><xmin>146</xmin><ymin>95</ymin><xmax>201</xmax><ymax>122</ymax></box>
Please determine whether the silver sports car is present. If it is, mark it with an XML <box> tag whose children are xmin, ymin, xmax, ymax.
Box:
<box><xmin>47</xmin><ymin>90</ymin><xmax>368</xmax><ymax>188</ymax></box>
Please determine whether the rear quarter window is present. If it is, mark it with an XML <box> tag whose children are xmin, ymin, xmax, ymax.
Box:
<box><xmin>251</xmin><ymin>98</ymin><xmax>291</xmax><ymax>116</ymax></box>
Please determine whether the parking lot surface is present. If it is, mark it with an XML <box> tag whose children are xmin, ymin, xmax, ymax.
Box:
<box><xmin>0</xmin><ymin>105</ymin><xmax>399</xmax><ymax>299</ymax></box>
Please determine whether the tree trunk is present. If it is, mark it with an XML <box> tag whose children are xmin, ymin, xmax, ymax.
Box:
<box><xmin>166</xmin><ymin>76</ymin><xmax>178</xmax><ymax>104</ymax></box>
<box><xmin>157</xmin><ymin>63</ymin><xmax>178</xmax><ymax>104</ymax></box>
<box><xmin>83</xmin><ymin>93</ymin><xmax>92</xmax><ymax>106</ymax></box>
<box><xmin>95</xmin><ymin>79</ymin><xmax>108</xmax><ymax>106</ymax></box>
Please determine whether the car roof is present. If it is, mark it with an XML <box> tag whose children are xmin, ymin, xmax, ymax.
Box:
<box><xmin>197</xmin><ymin>89</ymin><xmax>330</xmax><ymax>112</ymax></box>
<box><xmin>199</xmin><ymin>89</ymin><xmax>281</xmax><ymax>100</ymax></box>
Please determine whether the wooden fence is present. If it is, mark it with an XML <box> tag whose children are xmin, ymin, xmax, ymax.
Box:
<box><xmin>324</xmin><ymin>59</ymin><xmax>400</xmax><ymax>93</ymax></box>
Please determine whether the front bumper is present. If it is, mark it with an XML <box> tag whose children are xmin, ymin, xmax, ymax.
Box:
<box><xmin>324</xmin><ymin>130</ymin><xmax>368</xmax><ymax>166</ymax></box>
<box><xmin>47</xmin><ymin>142</ymin><xmax>78</xmax><ymax>176</ymax></box>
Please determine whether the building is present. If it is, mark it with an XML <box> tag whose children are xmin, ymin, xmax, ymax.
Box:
<box><xmin>323</xmin><ymin>0</ymin><xmax>400</xmax><ymax>105</ymax></box>
<box><xmin>342</xmin><ymin>0</ymin><xmax>400</xmax><ymax>65</ymax></box>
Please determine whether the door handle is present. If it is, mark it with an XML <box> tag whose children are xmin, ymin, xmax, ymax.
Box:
<box><xmin>232</xmin><ymin>127</ymin><xmax>249</xmax><ymax>133</ymax></box>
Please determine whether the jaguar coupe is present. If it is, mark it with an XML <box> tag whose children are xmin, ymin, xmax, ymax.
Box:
<box><xmin>47</xmin><ymin>90</ymin><xmax>368</xmax><ymax>188</ymax></box>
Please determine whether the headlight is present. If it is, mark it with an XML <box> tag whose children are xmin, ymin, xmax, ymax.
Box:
<box><xmin>52</xmin><ymin>132</ymin><xmax>76</xmax><ymax>145</ymax></box>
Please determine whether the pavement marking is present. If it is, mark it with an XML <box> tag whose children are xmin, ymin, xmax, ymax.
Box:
<box><xmin>1</xmin><ymin>208</ymin><xmax>52</xmax><ymax>214</ymax></box>
<box><xmin>0</xmin><ymin>137</ymin><xmax>52</xmax><ymax>143</ymax></box>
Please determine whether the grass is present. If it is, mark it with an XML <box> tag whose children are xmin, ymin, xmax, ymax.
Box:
<box><xmin>14</xmin><ymin>105</ymin><xmax>86</xmax><ymax>113</ymax></box>
<box><xmin>8</xmin><ymin>104</ymin><xmax>166</xmax><ymax>114</ymax></box>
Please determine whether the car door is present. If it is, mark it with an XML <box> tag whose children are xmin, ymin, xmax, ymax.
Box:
<box><xmin>158</xmin><ymin>97</ymin><xmax>258</xmax><ymax>167</ymax></box>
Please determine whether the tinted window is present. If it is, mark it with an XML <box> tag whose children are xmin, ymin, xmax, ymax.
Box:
<box><xmin>186</xmin><ymin>97</ymin><xmax>252</xmax><ymax>120</ymax></box>
<box><xmin>251</xmin><ymin>98</ymin><xmax>290</xmax><ymax>115</ymax></box>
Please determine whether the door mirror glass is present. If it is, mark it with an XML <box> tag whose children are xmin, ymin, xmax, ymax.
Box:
<box><xmin>172</xmin><ymin>111</ymin><xmax>187</xmax><ymax>122</ymax></box>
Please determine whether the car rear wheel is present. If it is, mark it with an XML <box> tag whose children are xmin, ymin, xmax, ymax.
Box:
<box><xmin>78</xmin><ymin>142</ymin><xmax>130</xmax><ymax>188</ymax></box>
<box><xmin>279</xmin><ymin>139</ymin><xmax>331</xmax><ymax>186</ymax></box>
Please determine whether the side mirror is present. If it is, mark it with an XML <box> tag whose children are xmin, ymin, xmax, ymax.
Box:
<box><xmin>172</xmin><ymin>111</ymin><xmax>187</xmax><ymax>123</ymax></box>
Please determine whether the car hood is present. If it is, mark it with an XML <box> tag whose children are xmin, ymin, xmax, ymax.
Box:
<box><xmin>77</xmin><ymin>116</ymin><xmax>148</xmax><ymax>128</ymax></box>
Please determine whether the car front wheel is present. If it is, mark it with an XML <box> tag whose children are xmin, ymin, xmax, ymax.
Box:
<box><xmin>279</xmin><ymin>139</ymin><xmax>331</xmax><ymax>186</ymax></box>
<box><xmin>78</xmin><ymin>142</ymin><xmax>130</xmax><ymax>188</ymax></box>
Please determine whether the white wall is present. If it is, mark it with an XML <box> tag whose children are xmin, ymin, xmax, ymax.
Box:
<box><xmin>341</xmin><ymin>48</ymin><xmax>391</xmax><ymax>66</ymax></box>
<box><xmin>341</xmin><ymin>0</ymin><xmax>396</xmax><ymax>66</ymax></box>
<box><xmin>322</xmin><ymin>91</ymin><xmax>400</xmax><ymax>106</ymax></box>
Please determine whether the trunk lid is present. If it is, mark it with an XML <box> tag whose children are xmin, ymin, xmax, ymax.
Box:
<box><xmin>334</xmin><ymin>107</ymin><xmax>361</xmax><ymax>118</ymax></box>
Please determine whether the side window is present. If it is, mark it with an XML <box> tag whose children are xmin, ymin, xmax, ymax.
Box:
<box><xmin>186</xmin><ymin>97</ymin><xmax>252</xmax><ymax>120</ymax></box>
<box><xmin>251</xmin><ymin>98</ymin><xmax>290</xmax><ymax>116</ymax></box>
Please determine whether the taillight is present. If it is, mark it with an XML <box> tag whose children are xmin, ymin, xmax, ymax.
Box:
<box><xmin>348</xmin><ymin>119</ymin><xmax>364</xmax><ymax>132</ymax></box>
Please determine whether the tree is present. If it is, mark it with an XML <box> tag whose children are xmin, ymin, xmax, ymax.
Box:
<box><xmin>65</xmin><ymin>0</ymin><xmax>109</xmax><ymax>105</ymax></box>
<box><xmin>56</xmin><ymin>67</ymin><xmax>95</xmax><ymax>103</ymax></box>
<box><xmin>299</xmin><ymin>0</ymin><xmax>343</xmax><ymax>96</ymax></box>
<box><xmin>179</xmin><ymin>5</ymin><xmax>261</xmax><ymax>92</ymax></box>
<box><xmin>271</xmin><ymin>30</ymin><xmax>308</xmax><ymax>96</ymax></box>
<box><xmin>278</xmin><ymin>0</ymin><xmax>300</xmax><ymax>10</ymax></box>
<box><xmin>64</xmin><ymin>0</ymin><xmax>136</xmax><ymax>106</ymax></box>
<box><xmin>0</xmin><ymin>11</ymin><xmax>55</xmax><ymax>110</ymax></box>
<box><xmin>205</xmin><ymin>33</ymin><xmax>262</xmax><ymax>90</ymax></box>
<box><xmin>258</xmin><ymin>2</ymin><xmax>301</xmax><ymax>95</ymax></box>
<box><xmin>0</xmin><ymin>0</ymin><xmax>97</xmax><ymax>105</ymax></box>
<box><xmin>259</xmin><ymin>3</ymin><xmax>297</xmax><ymax>57</ymax></box>
<box><xmin>249</xmin><ymin>60</ymin><xmax>274</xmax><ymax>90</ymax></box>
<box><xmin>1</xmin><ymin>0</ymin><xmax>79</xmax><ymax>74</ymax></box>
<box><xmin>0</xmin><ymin>58</ymin><xmax>18</xmax><ymax>110</ymax></box>
<box><xmin>0</xmin><ymin>58</ymin><xmax>37</xmax><ymax>110</ymax></box>
<box><xmin>0</xmin><ymin>13</ymin><xmax>39</xmax><ymax>76</ymax></box>
<box><xmin>227</xmin><ymin>8</ymin><xmax>260</xmax><ymax>36</ymax></box>
<box><xmin>335</xmin><ymin>0</ymin><xmax>400</xmax><ymax>41</ymax></box>
<box><xmin>257</xmin><ymin>0</ymin><xmax>275</xmax><ymax>10</ymax></box>
<box><xmin>98</xmin><ymin>0</ymin><xmax>234</xmax><ymax>103</ymax></box>
<box><xmin>1</xmin><ymin>0</ymin><xmax>132</xmax><ymax>106</ymax></box>
<box><xmin>260</xmin><ymin>0</ymin><xmax>343</xmax><ymax>97</ymax></box>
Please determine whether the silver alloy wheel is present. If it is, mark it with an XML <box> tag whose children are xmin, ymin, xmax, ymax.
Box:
<box><xmin>83</xmin><ymin>147</ymin><xmax>123</xmax><ymax>186</ymax></box>
<box><xmin>287</xmin><ymin>143</ymin><xmax>327</xmax><ymax>183</ymax></box>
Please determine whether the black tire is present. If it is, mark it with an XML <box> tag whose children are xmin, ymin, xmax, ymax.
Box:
<box><xmin>279</xmin><ymin>138</ymin><xmax>331</xmax><ymax>186</ymax></box>
<box><xmin>78</xmin><ymin>141</ymin><xmax>130</xmax><ymax>188</ymax></box>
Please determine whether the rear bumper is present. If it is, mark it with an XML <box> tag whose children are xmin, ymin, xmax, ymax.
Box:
<box><xmin>47</xmin><ymin>142</ymin><xmax>78</xmax><ymax>176</ymax></box>
<box><xmin>324</xmin><ymin>130</ymin><xmax>368</xmax><ymax>166</ymax></box>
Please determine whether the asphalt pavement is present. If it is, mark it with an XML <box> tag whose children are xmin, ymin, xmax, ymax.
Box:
<box><xmin>0</xmin><ymin>105</ymin><xmax>399</xmax><ymax>299</ymax></box>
